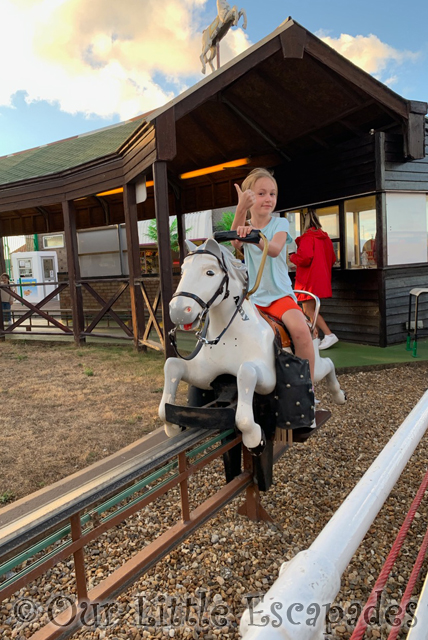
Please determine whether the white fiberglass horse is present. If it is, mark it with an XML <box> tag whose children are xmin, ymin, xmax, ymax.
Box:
<box><xmin>159</xmin><ymin>238</ymin><xmax>346</xmax><ymax>452</ymax></box>
<box><xmin>200</xmin><ymin>0</ymin><xmax>247</xmax><ymax>74</ymax></box>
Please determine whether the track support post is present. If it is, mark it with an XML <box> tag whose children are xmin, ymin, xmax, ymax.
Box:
<box><xmin>237</xmin><ymin>447</ymin><xmax>274</xmax><ymax>523</ymax></box>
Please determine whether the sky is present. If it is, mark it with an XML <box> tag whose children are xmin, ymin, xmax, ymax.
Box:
<box><xmin>0</xmin><ymin>0</ymin><xmax>427</xmax><ymax>158</ymax></box>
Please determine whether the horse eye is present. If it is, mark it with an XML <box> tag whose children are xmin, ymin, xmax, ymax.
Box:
<box><xmin>206</xmin><ymin>270</ymin><xmax>215</xmax><ymax>276</ymax></box>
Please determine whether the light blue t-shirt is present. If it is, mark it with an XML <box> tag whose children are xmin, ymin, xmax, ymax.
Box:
<box><xmin>244</xmin><ymin>216</ymin><xmax>295</xmax><ymax>307</ymax></box>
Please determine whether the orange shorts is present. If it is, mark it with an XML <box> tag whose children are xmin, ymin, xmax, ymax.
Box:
<box><xmin>256</xmin><ymin>296</ymin><xmax>302</xmax><ymax>321</ymax></box>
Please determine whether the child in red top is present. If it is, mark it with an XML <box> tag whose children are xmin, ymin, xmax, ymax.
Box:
<box><xmin>289</xmin><ymin>210</ymin><xmax>338</xmax><ymax>350</ymax></box>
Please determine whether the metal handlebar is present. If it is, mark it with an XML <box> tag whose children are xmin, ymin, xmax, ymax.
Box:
<box><xmin>213</xmin><ymin>229</ymin><xmax>261</xmax><ymax>244</ymax></box>
<box><xmin>293</xmin><ymin>290</ymin><xmax>320</xmax><ymax>335</ymax></box>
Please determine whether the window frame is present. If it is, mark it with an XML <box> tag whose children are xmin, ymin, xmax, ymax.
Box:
<box><xmin>42</xmin><ymin>234</ymin><xmax>64</xmax><ymax>249</ymax></box>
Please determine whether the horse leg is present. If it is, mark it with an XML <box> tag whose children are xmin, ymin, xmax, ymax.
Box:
<box><xmin>239</xmin><ymin>9</ymin><xmax>247</xmax><ymax>29</ymax></box>
<box><xmin>230</xmin><ymin>8</ymin><xmax>239</xmax><ymax>26</ymax></box>
<box><xmin>159</xmin><ymin>357</ymin><xmax>188</xmax><ymax>437</ymax></box>
<box><xmin>207</xmin><ymin>46</ymin><xmax>216</xmax><ymax>72</ymax></box>
<box><xmin>313</xmin><ymin>338</ymin><xmax>346</xmax><ymax>405</ymax></box>
<box><xmin>235</xmin><ymin>362</ymin><xmax>265</xmax><ymax>453</ymax></box>
<box><xmin>200</xmin><ymin>51</ymin><xmax>207</xmax><ymax>74</ymax></box>
<box><xmin>323</xmin><ymin>360</ymin><xmax>346</xmax><ymax>404</ymax></box>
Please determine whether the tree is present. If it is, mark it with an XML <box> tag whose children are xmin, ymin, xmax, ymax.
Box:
<box><xmin>214</xmin><ymin>211</ymin><xmax>236</xmax><ymax>247</ymax></box>
<box><xmin>215</xmin><ymin>211</ymin><xmax>235</xmax><ymax>233</ymax></box>
<box><xmin>147</xmin><ymin>218</ymin><xmax>191</xmax><ymax>252</ymax></box>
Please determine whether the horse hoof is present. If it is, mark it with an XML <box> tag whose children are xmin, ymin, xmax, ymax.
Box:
<box><xmin>164</xmin><ymin>423</ymin><xmax>183</xmax><ymax>438</ymax></box>
<box><xmin>247</xmin><ymin>433</ymin><xmax>266</xmax><ymax>457</ymax></box>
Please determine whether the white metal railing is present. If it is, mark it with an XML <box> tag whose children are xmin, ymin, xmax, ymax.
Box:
<box><xmin>240</xmin><ymin>390</ymin><xmax>428</xmax><ymax>640</ymax></box>
<box><xmin>407</xmin><ymin>570</ymin><xmax>428</xmax><ymax>640</ymax></box>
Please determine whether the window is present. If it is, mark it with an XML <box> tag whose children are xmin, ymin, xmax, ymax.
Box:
<box><xmin>43</xmin><ymin>234</ymin><xmax>64</xmax><ymax>249</ymax></box>
<box><xmin>285</xmin><ymin>206</ymin><xmax>340</xmax><ymax>267</ymax></box>
<box><xmin>345</xmin><ymin>196</ymin><xmax>377</xmax><ymax>268</ymax></box>
<box><xmin>140</xmin><ymin>248</ymin><xmax>159</xmax><ymax>274</ymax></box>
<box><xmin>284</xmin><ymin>211</ymin><xmax>300</xmax><ymax>254</ymax></box>
<box><xmin>386</xmin><ymin>193</ymin><xmax>427</xmax><ymax>266</ymax></box>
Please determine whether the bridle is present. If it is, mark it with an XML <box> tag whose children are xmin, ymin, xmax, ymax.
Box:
<box><xmin>169</xmin><ymin>248</ymin><xmax>248</xmax><ymax>360</ymax></box>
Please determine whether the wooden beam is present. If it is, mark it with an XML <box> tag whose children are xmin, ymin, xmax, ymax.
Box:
<box><xmin>154</xmin><ymin>108</ymin><xmax>177</xmax><ymax>162</ymax></box>
<box><xmin>286</xmin><ymin>101</ymin><xmax>375</xmax><ymax>147</ymax></box>
<box><xmin>187</xmin><ymin>110</ymin><xmax>229</xmax><ymax>159</ymax></box>
<box><xmin>62</xmin><ymin>200</ymin><xmax>85</xmax><ymax>346</ymax></box>
<box><xmin>177</xmin><ymin>213</ymin><xmax>186</xmax><ymax>266</ymax></box>
<box><xmin>305</xmin><ymin>35</ymin><xmax>409</xmax><ymax>119</ymax></box>
<box><xmin>123</xmin><ymin>182</ymin><xmax>146</xmax><ymax>350</ymax></box>
<box><xmin>36</xmin><ymin>207</ymin><xmax>50</xmax><ymax>232</ymax></box>
<box><xmin>375</xmin><ymin>131</ymin><xmax>385</xmax><ymax>192</ymax></box>
<box><xmin>404</xmin><ymin>106</ymin><xmax>427</xmax><ymax>160</ymax></box>
<box><xmin>279</xmin><ymin>21</ymin><xmax>306</xmax><ymax>58</ymax></box>
<box><xmin>309</xmin><ymin>55</ymin><xmax>368</xmax><ymax>107</ymax></box>
<box><xmin>92</xmin><ymin>196</ymin><xmax>110</xmax><ymax>225</ymax></box>
<box><xmin>338</xmin><ymin>200</ymin><xmax>346</xmax><ymax>270</ymax></box>
<box><xmin>153</xmin><ymin>161</ymin><xmax>175</xmax><ymax>359</ymax></box>
<box><xmin>174</xmin><ymin>36</ymin><xmax>283</xmax><ymax>121</ymax></box>
<box><xmin>376</xmin><ymin>191</ymin><xmax>386</xmax><ymax>272</ymax></box>
<box><xmin>251</xmin><ymin>67</ymin><xmax>315</xmax><ymax>124</ymax></box>
<box><xmin>221</xmin><ymin>96</ymin><xmax>292</xmax><ymax>161</ymax></box>
<box><xmin>0</xmin><ymin>236</ymin><xmax>6</xmax><ymax>274</ymax></box>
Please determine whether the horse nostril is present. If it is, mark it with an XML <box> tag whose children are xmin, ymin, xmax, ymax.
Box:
<box><xmin>185</xmin><ymin>307</ymin><xmax>191</xmax><ymax>313</ymax></box>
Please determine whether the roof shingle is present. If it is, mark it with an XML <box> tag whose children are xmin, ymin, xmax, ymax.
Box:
<box><xmin>0</xmin><ymin>117</ymin><xmax>145</xmax><ymax>185</ymax></box>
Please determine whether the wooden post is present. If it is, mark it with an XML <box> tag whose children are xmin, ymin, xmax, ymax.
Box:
<box><xmin>123</xmin><ymin>182</ymin><xmax>146</xmax><ymax>351</ymax></box>
<box><xmin>70</xmin><ymin>513</ymin><xmax>88</xmax><ymax>603</ymax></box>
<box><xmin>177</xmin><ymin>213</ymin><xmax>187</xmax><ymax>266</ymax></box>
<box><xmin>62</xmin><ymin>200</ymin><xmax>85</xmax><ymax>346</ymax></box>
<box><xmin>0</xmin><ymin>236</ymin><xmax>6</xmax><ymax>275</ymax></box>
<box><xmin>376</xmin><ymin>191</ymin><xmax>387</xmax><ymax>347</ymax></box>
<box><xmin>153</xmin><ymin>161</ymin><xmax>175</xmax><ymax>359</ymax></box>
<box><xmin>237</xmin><ymin>446</ymin><xmax>274</xmax><ymax>523</ymax></box>
<box><xmin>0</xmin><ymin>291</ymin><xmax>4</xmax><ymax>342</ymax></box>
<box><xmin>0</xmin><ymin>236</ymin><xmax>6</xmax><ymax>340</ymax></box>
<box><xmin>338</xmin><ymin>201</ymin><xmax>346</xmax><ymax>270</ymax></box>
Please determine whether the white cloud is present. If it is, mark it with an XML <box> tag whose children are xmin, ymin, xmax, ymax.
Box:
<box><xmin>317</xmin><ymin>31</ymin><xmax>419</xmax><ymax>81</ymax></box>
<box><xmin>0</xmin><ymin>0</ymin><xmax>252</xmax><ymax>120</ymax></box>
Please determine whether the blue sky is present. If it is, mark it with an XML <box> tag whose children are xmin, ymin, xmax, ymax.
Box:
<box><xmin>0</xmin><ymin>0</ymin><xmax>427</xmax><ymax>158</ymax></box>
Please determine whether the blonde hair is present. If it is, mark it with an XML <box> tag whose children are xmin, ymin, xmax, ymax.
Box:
<box><xmin>303</xmin><ymin>208</ymin><xmax>322</xmax><ymax>232</ymax></box>
<box><xmin>241</xmin><ymin>167</ymin><xmax>277</xmax><ymax>193</ymax></box>
<box><xmin>240</xmin><ymin>168</ymin><xmax>278</xmax><ymax>219</ymax></box>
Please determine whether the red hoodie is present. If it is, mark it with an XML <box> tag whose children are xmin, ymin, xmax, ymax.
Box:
<box><xmin>289</xmin><ymin>228</ymin><xmax>336</xmax><ymax>300</ymax></box>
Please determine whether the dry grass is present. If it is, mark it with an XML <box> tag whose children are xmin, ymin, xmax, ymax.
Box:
<box><xmin>0</xmin><ymin>340</ymin><xmax>186</xmax><ymax>502</ymax></box>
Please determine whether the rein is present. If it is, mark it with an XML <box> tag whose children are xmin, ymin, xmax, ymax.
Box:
<box><xmin>169</xmin><ymin>248</ymin><xmax>248</xmax><ymax>360</ymax></box>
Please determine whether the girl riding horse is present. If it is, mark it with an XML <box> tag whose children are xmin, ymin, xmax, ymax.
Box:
<box><xmin>231</xmin><ymin>168</ymin><xmax>315</xmax><ymax>383</ymax></box>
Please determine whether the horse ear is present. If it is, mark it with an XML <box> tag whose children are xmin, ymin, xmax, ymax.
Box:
<box><xmin>204</xmin><ymin>237</ymin><xmax>222</xmax><ymax>260</ymax></box>
<box><xmin>185</xmin><ymin>239</ymin><xmax>198</xmax><ymax>253</ymax></box>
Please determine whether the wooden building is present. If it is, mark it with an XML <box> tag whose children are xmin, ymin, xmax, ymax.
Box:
<box><xmin>0</xmin><ymin>18</ymin><xmax>427</xmax><ymax>350</ymax></box>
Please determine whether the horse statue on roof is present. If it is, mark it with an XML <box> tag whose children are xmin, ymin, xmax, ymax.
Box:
<box><xmin>159</xmin><ymin>236</ymin><xmax>346</xmax><ymax>455</ymax></box>
<box><xmin>200</xmin><ymin>0</ymin><xmax>247</xmax><ymax>74</ymax></box>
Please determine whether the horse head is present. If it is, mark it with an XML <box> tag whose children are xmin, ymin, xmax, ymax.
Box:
<box><xmin>169</xmin><ymin>238</ymin><xmax>247</xmax><ymax>331</ymax></box>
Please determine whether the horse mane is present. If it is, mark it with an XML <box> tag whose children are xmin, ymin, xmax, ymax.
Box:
<box><xmin>218</xmin><ymin>244</ymin><xmax>248</xmax><ymax>287</ymax></box>
<box><xmin>196</xmin><ymin>238</ymin><xmax>248</xmax><ymax>288</ymax></box>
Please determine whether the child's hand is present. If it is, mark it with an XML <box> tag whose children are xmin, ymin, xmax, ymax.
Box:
<box><xmin>234</xmin><ymin>183</ymin><xmax>256</xmax><ymax>211</ymax></box>
<box><xmin>236</xmin><ymin>225</ymin><xmax>254</xmax><ymax>238</ymax></box>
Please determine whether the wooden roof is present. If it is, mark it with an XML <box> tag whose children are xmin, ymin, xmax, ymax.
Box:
<box><xmin>0</xmin><ymin>18</ymin><xmax>426</xmax><ymax>236</ymax></box>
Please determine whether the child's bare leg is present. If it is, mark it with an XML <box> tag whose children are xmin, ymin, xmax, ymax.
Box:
<box><xmin>303</xmin><ymin>299</ymin><xmax>331</xmax><ymax>337</ymax></box>
<box><xmin>282</xmin><ymin>308</ymin><xmax>315</xmax><ymax>382</ymax></box>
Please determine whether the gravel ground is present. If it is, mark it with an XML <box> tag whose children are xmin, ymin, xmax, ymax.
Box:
<box><xmin>1</xmin><ymin>362</ymin><xmax>428</xmax><ymax>640</ymax></box>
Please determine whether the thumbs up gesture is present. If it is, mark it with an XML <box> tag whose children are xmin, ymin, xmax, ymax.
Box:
<box><xmin>234</xmin><ymin>183</ymin><xmax>256</xmax><ymax>212</ymax></box>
